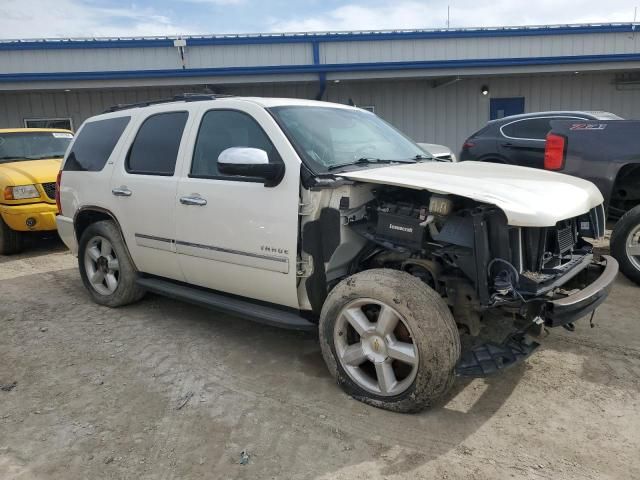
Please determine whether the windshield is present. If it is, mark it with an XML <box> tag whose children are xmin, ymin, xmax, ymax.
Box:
<box><xmin>269</xmin><ymin>106</ymin><xmax>430</xmax><ymax>173</ymax></box>
<box><xmin>0</xmin><ymin>131</ymin><xmax>73</xmax><ymax>163</ymax></box>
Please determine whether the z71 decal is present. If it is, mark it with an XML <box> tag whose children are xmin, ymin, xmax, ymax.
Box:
<box><xmin>569</xmin><ymin>123</ymin><xmax>607</xmax><ymax>131</ymax></box>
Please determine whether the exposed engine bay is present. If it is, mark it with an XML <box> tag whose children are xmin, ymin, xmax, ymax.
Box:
<box><xmin>299</xmin><ymin>181</ymin><xmax>607</xmax><ymax>342</ymax></box>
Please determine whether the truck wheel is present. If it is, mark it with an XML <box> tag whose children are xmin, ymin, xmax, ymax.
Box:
<box><xmin>611</xmin><ymin>204</ymin><xmax>640</xmax><ymax>285</ymax></box>
<box><xmin>0</xmin><ymin>216</ymin><xmax>24</xmax><ymax>255</ymax></box>
<box><xmin>319</xmin><ymin>269</ymin><xmax>460</xmax><ymax>413</ymax></box>
<box><xmin>78</xmin><ymin>220</ymin><xmax>145</xmax><ymax>307</ymax></box>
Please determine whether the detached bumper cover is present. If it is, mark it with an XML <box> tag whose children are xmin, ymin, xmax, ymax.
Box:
<box><xmin>545</xmin><ymin>255</ymin><xmax>618</xmax><ymax>327</ymax></box>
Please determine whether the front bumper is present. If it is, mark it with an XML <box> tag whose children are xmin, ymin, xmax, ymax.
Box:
<box><xmin>545</xmin><ymin>255</ymin><xmax>618</xmax><ymax>327</ymax></box>
<box><xmin>0</xmin><ymin>202</ymin><xmax>58</xmax><ymax>232</ymax></box>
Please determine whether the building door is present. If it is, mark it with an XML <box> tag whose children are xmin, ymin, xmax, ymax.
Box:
<box><xmin>490</xmin><ymin>97</ymin><xmax>525</xmax><ymax>120</ymax></box>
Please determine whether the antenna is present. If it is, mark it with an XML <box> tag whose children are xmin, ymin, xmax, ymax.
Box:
<box><xmin>447</xmin><ymin>6</ymin><xmax>451</xmax><ymax>29</ymax></box>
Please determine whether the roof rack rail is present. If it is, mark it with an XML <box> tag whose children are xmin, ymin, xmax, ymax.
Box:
<box><xmin>103</xmin><ymin>93</ymin><xmax>234</xmax><ymax>113</ymax></box>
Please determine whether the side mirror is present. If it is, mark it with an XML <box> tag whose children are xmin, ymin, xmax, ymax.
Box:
<box><xmin>217</xmin><ymin>147</ymin><xmax>284</xmax><ymax>187</ymax></box>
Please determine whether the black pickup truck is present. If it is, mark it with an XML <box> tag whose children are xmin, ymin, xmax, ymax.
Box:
<box><xmin>543</xmin><ymin>120</ymin><xmax>640</xmax><ymax>284</ymax></box>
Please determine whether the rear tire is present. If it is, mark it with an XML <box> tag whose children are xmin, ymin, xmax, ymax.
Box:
<box><xmin>610</xmin><ymin>204</ymin><xmax>640</xmax><ymax>285</ymax></box>
<box><xmin>78</xmin><ymin>220</ymin><xmax>145</xmax><ymax>307</ymax></box>
<box><xmin>0</xmin><ymin>216</ymin><xmax>24</xmax><ymax>255</ymax></box>
<box><xmin>319</xmin><ymin>269</ymin><xmax>460</xmax><ymax>413</ymax></box>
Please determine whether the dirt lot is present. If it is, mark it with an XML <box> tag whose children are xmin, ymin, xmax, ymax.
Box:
<box><xmin>1</xmin><ymin>238</ymin><xmax>639</xmax><ymax>480</ymax></box>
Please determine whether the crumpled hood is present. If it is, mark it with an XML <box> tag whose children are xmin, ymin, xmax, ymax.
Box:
<box><xmin>341</xmin><ymin>161</ymin><xmax>604</xmax><ymax>227</ymax></box>
<box><xmin>0</xmin><ymin>158</ymin><xmax>61</xmax><ymax>186</ymax></box>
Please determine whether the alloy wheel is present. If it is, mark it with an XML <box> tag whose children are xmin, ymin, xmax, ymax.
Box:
<box><xmin>84</xmin><ymin>236</ymin><xmax>120</xmax><ymax>296</ymax></box>
<box><xmin>334</xmin><ymin>298</ymin><xmax>419</xmax><ymax>397</ymax></box>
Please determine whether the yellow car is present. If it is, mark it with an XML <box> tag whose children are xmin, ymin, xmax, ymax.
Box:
<box><xmin>0</xmin><ymin>128</ymin><xmax>73</xmax><ymax>254</ymax></box>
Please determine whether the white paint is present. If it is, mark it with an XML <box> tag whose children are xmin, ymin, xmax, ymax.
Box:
<box><xmin>342</xmin><ymin>160</ymin><xmax>604</xmax><ymax>226</ymax></box>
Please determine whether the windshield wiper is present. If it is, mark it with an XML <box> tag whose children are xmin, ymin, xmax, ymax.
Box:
<box><xmin>327</xmin><ymin>157</ymin><xmax>416</xmax><ymax>171</ymax></box>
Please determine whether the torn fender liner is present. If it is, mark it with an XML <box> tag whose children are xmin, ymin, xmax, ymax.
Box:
<box><xmin>456</xmin><ymin>334</ymin><xmax>540</xmax><ymax>377</ymax></box>
<box><xmin>302</xmin><ymin>208</ymin><xmax>341</xmax><ymax>314</ymax></box>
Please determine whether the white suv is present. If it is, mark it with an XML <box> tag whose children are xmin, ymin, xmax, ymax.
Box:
<box><xmin>56</xmin><ymin>94</ymin><xmax>617</xmax><ymax>412</ymax></box>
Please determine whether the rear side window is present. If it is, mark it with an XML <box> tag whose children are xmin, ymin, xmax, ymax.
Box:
<box><xmin>501</xmin><ymin>118</ymin><xmax>552</xmax><ymax>140</ymax></box>
<box><xmin>127</xmin><ymin>112</ymin><xmax>188</xmax><ymax>176</ymax></box>
<box><xmin>191</xmin><ymin>110</ymin><xmax>279</xmax><ymax>178</ymax></box>
<box><xmin>64</xmin><ymin>116</ymin><xmax>130</xmax><ymax>171</ymax></box>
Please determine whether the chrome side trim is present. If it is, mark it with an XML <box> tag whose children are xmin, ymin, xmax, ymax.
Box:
<box><xmin>135</xmin><ymin>233</ymin><xmax>175</xmax><ymax>252</ymax></box>
<box><xmin>176</xmin><ymin>240</ymin><xmax>289</xmax><ymax>274</ymax></box>
<box><xmin>499</xmin><ymin>116</ymin><xmax>586</xmax><ymax>142</ymax></box>
<box><xmin>135</xmin><ymin>233</ymin><xmax>289</xmax><ymax>273</ymax></box>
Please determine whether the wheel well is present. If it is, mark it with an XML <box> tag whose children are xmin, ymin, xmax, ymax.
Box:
<box><xmin>75</xmin><ymin>208</ymin><xmax>118</xmax><ymax>241</ymax></box>
<box><xmin>610</xmin><ymin>164</ymin><xmax>640</xmax><ymax>219</ymax></box>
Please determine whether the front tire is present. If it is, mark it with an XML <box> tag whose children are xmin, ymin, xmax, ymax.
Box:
<box><xmin>78</xmin><ymin>220</ymin><xmax>145</xmax><ymax>307</ymax></box>
<box><xmin>611</xmin><ymin>204</ymin><xmax>640</xmax><ymax>285</ymax></box>
<box><xmin>0</xmin><ymin>216</ymin><xmax>24</xmax><ymax>255</ymax></box>
<box><xmin>319</xmin><ymin>269</ymin><xmax>460</xmax><ymax>413</ymax></box>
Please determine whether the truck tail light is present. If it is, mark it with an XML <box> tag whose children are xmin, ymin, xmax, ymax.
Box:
<box><xmin>544</xmin><ymin>133</ymin><xmax>566</xmax><ymax>171</ymax></box>
<box><xmin>55</xmin><ymin>170</ymin><xmax>62</xmax><ymax>214</ymax></box>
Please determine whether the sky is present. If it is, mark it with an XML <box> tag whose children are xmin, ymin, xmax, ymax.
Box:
<box><xmin>0</xmin><ymin>0</ymin><xmax>639</xmax><ymax>39</ymax></box>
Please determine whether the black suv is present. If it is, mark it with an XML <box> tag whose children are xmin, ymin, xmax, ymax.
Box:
<box><xmin>460</xmin><ymin>111</ymin><xmax>622</xmax><ymax>168</ymax></box>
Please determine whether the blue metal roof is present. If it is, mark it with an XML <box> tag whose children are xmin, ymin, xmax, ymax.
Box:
<box><xmin>0</xmin><ymin>23</ymin><xmax>637</xmax><ymax>51</ymax></box>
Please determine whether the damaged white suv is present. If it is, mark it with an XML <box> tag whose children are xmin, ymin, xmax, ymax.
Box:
<box><xmin>56</xmin><ymin>95</ymin><xmax>618</xmax><ymax>412</ymax></box>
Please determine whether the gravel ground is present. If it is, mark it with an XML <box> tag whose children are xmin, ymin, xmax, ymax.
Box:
<box><xmin>1</xmin><ymin>238</ymin><xmax>639</xmax><ymax>479</ymax></box>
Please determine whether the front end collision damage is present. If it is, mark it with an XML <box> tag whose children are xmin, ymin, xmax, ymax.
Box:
<box><xmin>299</xmin><ymin>179</ymin><xmax>618</xmax><ymax>377</ymax></box>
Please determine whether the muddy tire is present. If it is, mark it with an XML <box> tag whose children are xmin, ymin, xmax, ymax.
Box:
<box><xmin>611</xmin><ymin>205</ymin><xmax>640</xmax><ymax>285</ymax></box>
<box><xmin>78</xmin><ymin>220</ymin><xmax>145</xmax><ymax>307</ymax></box>
<box><xmin>0</xmin><ymin>216</ymin><xmax>24</xmax><ymax>255</ymax></box>
<box><xmin>319</xmin><ymin>269</ymin><xmax>460</xmax><ymax>413</ymax></box>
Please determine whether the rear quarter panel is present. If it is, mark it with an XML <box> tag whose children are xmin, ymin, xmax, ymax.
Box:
<box><xmin>549</xmin><ymin>120</ymin><xmax>640</xmax><ymax>206</ymax></box>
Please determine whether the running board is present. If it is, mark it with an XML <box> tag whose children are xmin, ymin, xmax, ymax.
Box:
<box><xmin>136</xmin><ymin>277</ymin><xmax>316</xmax><ymax>332</ymax></box>
<box><xmin>456</xmin><ymin>334</ymin><xmax>540</xmax><ymax>377</ymax></box>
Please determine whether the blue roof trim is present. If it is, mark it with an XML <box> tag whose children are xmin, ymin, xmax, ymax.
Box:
<box><xmin>1</xmin><ymin>53</ymin><xmax>639</xmax><ymax>83</ymax></box>
<box><xmin>0</xmin><ymin>24</ymin><xmax>636</xmax><ymax>51</ymax></box>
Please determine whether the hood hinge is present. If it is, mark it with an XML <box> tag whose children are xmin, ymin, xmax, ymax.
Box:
<box><xmin>296</xmin><ymin>256</ymin><xmax>314</xmax><ymax>277</ymax></box>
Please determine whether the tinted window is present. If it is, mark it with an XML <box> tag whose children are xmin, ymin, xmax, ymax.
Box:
<box><xmin>191</xmin><ymin>110</ymin><xmax>279</xmax><ymax>178</ymax></box>
<box><xmin>64</xmin><ymin>117</ymin><xmax>130</xmax><ymax>172</ymax></box>
<box><xmin>127</xmin><ymin>112</ymin><xmax>188</xmax><ymax>176</ymax></box>
<box><xmin>501</xmin><ymin>118</ymin><xmax>552</xmax><ymax>140</ymax></box>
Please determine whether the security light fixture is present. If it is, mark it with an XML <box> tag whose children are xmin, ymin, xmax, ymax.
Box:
<box><xmin>481</xmin><ymin>85</ymin><xmax>489</xmax><ymax>96</ymax></box>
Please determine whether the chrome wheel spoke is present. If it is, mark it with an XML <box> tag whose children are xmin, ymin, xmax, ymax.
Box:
<box><xmin>90</xmin><ymin>270</ymin><xmax>105</xmax><ymax>285</ymax></box>
<box><xmin>100</xmin><ymin>238</ymin><xmax>113</xmax><ymax>257</ymax></box>
<box><xmin>343</xmin><ymin>307</ymin><xmax>375</xmax><ymax>336</ymax></box>
<box><xmin>87</xmin><ymin>246</ymin><xmax>101</xmax><ymax>262</ymax></box>
<box><xmin>375</xmin><ymin>360</ymin><xmax>397</xmax><ymax>394</ymax></box>
<box><xmin>341</xmin><ymin>343</ymin><xmax>367</xmax><ymax>366</ymax></box>
<box><xmin>108</xmin><ymin>258</ymin><xmax>120</xmax><ymax>271</ymax></box>
<box><xmin>387</xmin><ymin>340</ymin><xmax>417</xmax><ymax>365</ymax></box>
<box><xmin>627</xmin><ymin>244</ymin><xmax>640</xmax><ymax>256</ymax></box>
<box><xmin>105</xmin><ymin>273</ymin><xmax>118</xmax><ymax>292</ymax></box>
<box><xmin>376</xmin><ymin>305</ymin><xmax>399</xmax><ymax>336</ymax></box>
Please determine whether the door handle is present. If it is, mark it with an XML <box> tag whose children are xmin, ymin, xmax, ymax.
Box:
<box><xmin>180</xmin><ymin>195</ymin><xmax>207</xmax><ymax>206</ymax></box>
<box><xmin>501</xmin><ymin>142</ymin><xmax>515</xmax><ymax>148</ymax></box>
<box><xmin>112</xmin><ymin>186</ymin><xmax>132</xmax><ymax>197</ymax></box>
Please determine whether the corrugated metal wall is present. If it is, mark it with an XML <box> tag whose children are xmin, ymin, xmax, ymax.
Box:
<box><xmin>320</xmin><ymin>32</ymin><xmax>640</xmax><ymax>64</ymax></box>
<box><xmin>2</xmin><ymin>31</ymin><xmax>638</xmax><ymax>76</ymax></box>
<box><xmin>0</xmin><ymin>71</ymin><xmax>637</xmax><ymax>151</ymax></box>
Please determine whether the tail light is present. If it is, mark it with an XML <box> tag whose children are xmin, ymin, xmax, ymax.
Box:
<box><xmin>462</xmin><ymin>140</ymin><xmax>475</xmax><ymax>150</ymax></box>
<box><xmin>55</xmin><ymin>170</ymin><xmax>62</xmax><ymax>214</ymax></box>
<box><xmin>544</xmin><ymin>133</ymin><xmax>566</xmax><ymax>171</ymax></box>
